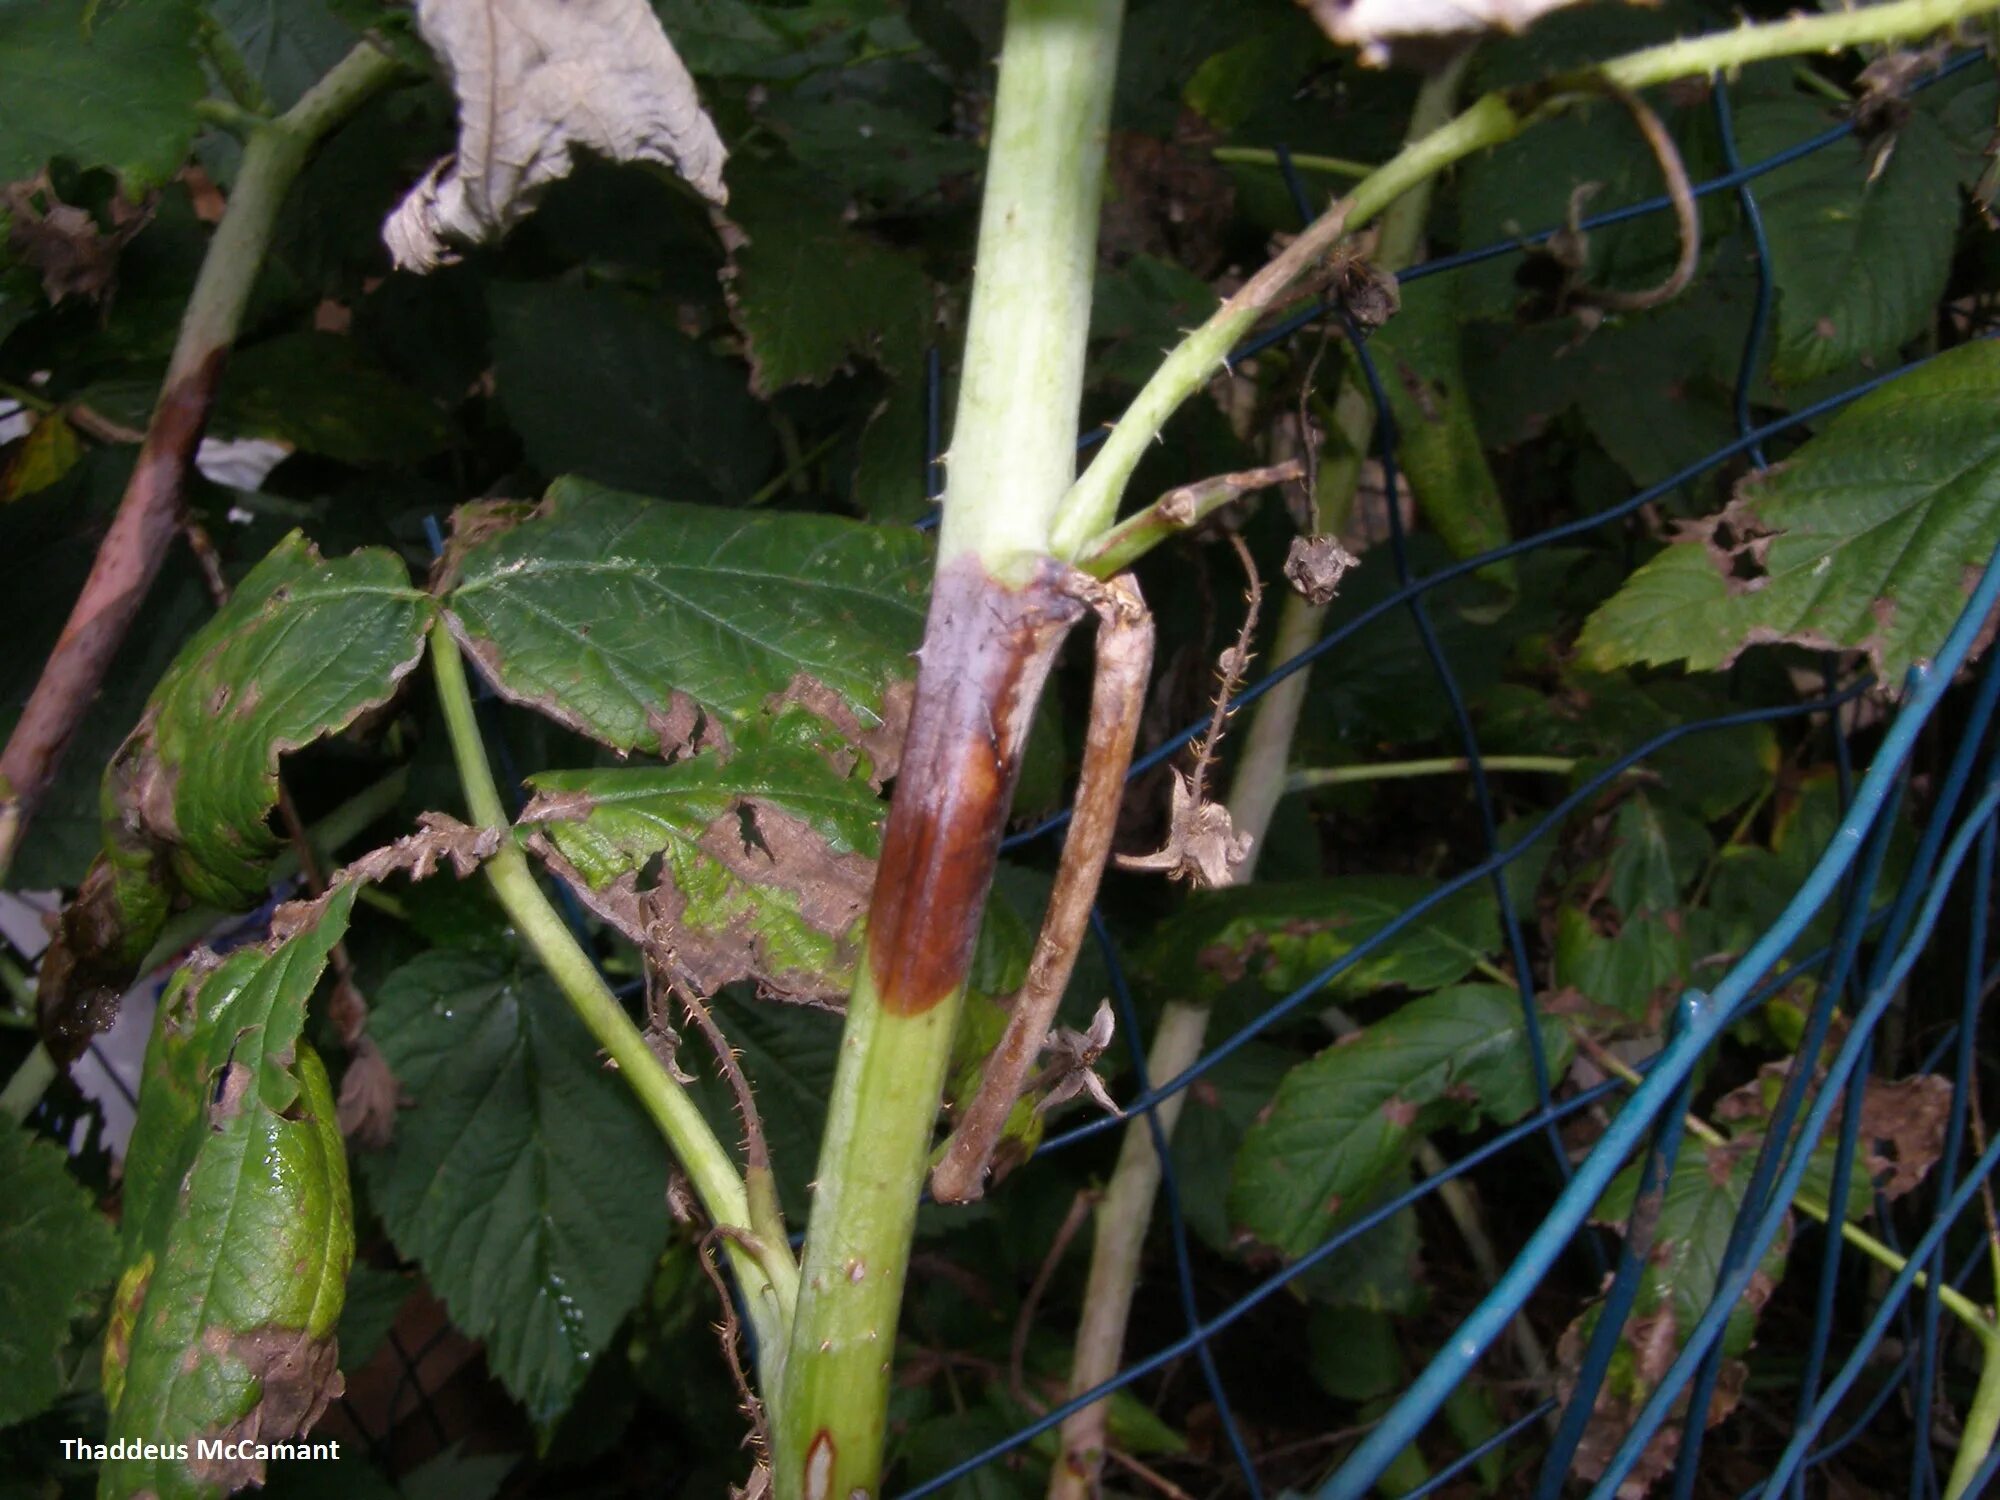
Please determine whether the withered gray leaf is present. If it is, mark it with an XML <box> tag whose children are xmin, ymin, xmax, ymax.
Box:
<box><xmin>385</xmin><ymin>0</ymin><xmax>729</xmax><ymax>272</ymax></box>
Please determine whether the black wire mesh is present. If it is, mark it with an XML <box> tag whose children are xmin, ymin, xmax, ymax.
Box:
<box><xmin>358</xmin><ymin>54</ymin><xmax>2000</xmax><ymax>1499</ymax></box>
<box><xmin>905</xmin><ymin>53</ymin><xmax>2000</xmax><ymax>1500</ymax></box>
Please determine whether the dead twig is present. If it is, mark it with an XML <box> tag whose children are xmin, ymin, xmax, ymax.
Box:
<box><xmin>698</xmin><ymin>1227</ymin><xmax>773</xmax><ymax>1471</ymax></box>
<box><xmin>1549</xmin><ymin>83</ymin><xmax>1700</xmax><ymax>318</ymax></box>
<box><xmin>675</xmin><ymin>975</ymin><xmax>772</xmax><ymax>1177</ymax></box>
<box><xmin>931</xmin><ymin>573</ymin><xmax>1153</xmax><ymax>1203</ymax></box>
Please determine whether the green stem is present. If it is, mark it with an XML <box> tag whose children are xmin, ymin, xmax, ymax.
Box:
<box><xmin>1286</xmin><ymin>754</ymin><xmax>1580</xmax><ymax>791</ymax></box>
<box><xmin>0</xmin><ymin>951</ymin><xmax>33</xmax><ymax>1014</ymax></box>
<box><xmin>1949</xmin><ymin>1335</ymin><xmax>2000</xmax><ymax>1500</ymax></box>
<box><xmin>196</xmin><ymin>11</ymin><xmax>276</xmax><ymax>115</ymax></box>
<box><xmin>747</xmin><ymin>430</ymin><xmax>842</xmax><ymax>507</ymax></box>
<box><xmin>936</xmin><ymin>0</ymin><xmax>1124</xmax><ymax>578</ymax></box>
<box><xmin>777</xmin><ymin>5</ymin><xmax>1125</xmax><ymax>1496</ymax></box>
<box><xmin>1051</xmin><ymin>56</ymin><xmax>1468</xmax><ymax>1497</ymax></box>
<box><xmin>428</xmin><ymin>622</ymin><xmax>798</xmax><ymax>1375</ymax></box>
<box><xmin>1212</xmin><ymin>146</ymin><xmax>1377</xmax><ymax>178</ymax></box>
<box><xmin>0</xmin><ymin>1043</ymin><xmax>56</xmax><ymax>1124</ymax></box>
<box><xmin>1046</xmin><ymin>0</ymin><xmax>2000</xmax><ymax>561</ymax></box>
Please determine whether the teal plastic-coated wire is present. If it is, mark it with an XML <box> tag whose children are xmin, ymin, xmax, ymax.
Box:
<box><xmin>1913</xmin><ymin>814</ymin><xmax>1998</xmax><ymax>1500</ymax></box>
<box><xmin>901</xmin><ymin>919</ymin><xmax>1876</xmax><ymax>1497</ymax></box>
<box><xmin>1763</xmin><ymin>1119</ymin><xmax>2000</xmax><ymax>1496</ymax></box>
<box><xmin>1319</xmin><ymin>545</ymin><xmax>2000</xmax><ymax>1500</ymax></box>
<box><xmin>1667</xmin><ymin>716</ymin><xmax>1913</xmax><ymax>1500</ymax></box>
<box><xmin>1587</xmin><ymin>771</ymin><xmax>2000</xmax><ymax>1498</ymax></box>
<box><xmin>1532</xmin><ymin>994</ymin><xmax>1705</xmax><ymax>1499</ymax></box>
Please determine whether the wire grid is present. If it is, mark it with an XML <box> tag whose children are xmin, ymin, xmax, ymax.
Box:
<box><xmin>902</xmin><ymin>53</ymin><xmax>2000</xmax><ymax>1500</ymax></box>
<box><xmin>385</xmin><ymin>55</ymin><xmax>2000</xmax><ymax>1498</ymax></box>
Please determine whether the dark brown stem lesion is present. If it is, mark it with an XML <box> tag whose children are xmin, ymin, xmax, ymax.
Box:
<box><xmin>930</xmin><ymin>572</ymin><xmax>1154</xmax><ymax>1203</ymax></box>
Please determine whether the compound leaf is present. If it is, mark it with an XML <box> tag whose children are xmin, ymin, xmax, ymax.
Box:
<box><xmin>1579</xmin><ymin>338</ymin><xmax>2000</xmax><ymax>679</ymax></box>
<box><xmin>444</xmin><ymin>479</ymin><xmax>928</xmax><ymax>753</ymax></box>
<box><xmin>362</xmin><ymin>948</ymin><xmax>668</xmax><ymax>1427</ymax></box>
<box><xmin>1231</xmin><ymin>985</ymin><xmax>1573</xmax><ymax>1257</ymax></box>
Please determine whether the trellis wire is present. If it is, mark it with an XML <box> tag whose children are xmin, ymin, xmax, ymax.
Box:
<box><xmin>377</xmin><ymin>55</ymin><xmax>1999</xmax><ymax>1498</ymax></box>
<box><xmin>905</xmin><ymin>53</ymin><xmax>2000</xmax><ymax>1500</ymax></box>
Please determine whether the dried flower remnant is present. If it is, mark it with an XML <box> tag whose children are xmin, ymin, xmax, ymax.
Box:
<box><xmin>1284</xmin><ymin>534</ymin><xmax>1361</xmax><ymax>605</ymax></box>
<box><xmin>1034</xmin><ymin>1000</ymin><xmax>1121</xmax><ymax>1118</ymax></box>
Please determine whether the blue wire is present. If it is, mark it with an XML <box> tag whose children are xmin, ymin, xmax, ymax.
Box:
<box><xmin>1586</xmin><ymin>774</ymin><xmax>2000</xmax><ymax>1499</ymax></box>
<box><xmin>1321</xmin><ymin>548</ymin><xmax>2000</xmax><ymax>1500</ymax></box>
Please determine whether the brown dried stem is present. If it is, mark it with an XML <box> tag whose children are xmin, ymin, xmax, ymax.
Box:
<box><xmin>700</xmin><ymin>1227</ymin><xmax>774</xmax><ymax>1468</ymax></box>
<box><xmin>1562</xmin><ymin>83</ymin><xmax>1700</xmax><ymax>315</ymax></box>
<box><xmin>930</xmin><ymin>573</ymin><xmax>1154</xmax><ymax>1203</ymax></box>
<box><xmin>0</xmin><ymin>42</ymin><xmax>401</xmax><ymax>884</ymax></box>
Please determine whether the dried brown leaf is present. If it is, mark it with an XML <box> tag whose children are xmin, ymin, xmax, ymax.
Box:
<box><xmin>385</xmin><ymin>0</ymin><xmax>728</xmax><ymax>272</ymax></box>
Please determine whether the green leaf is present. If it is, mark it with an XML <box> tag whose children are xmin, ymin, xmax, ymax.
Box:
<box><xmin>1555</xmin><ymin>794</ymin><xmax>1706</xmax><ymax>1024</ymax></box>
<box><xmin>1168</xmin><ymin>1041</ymin><xmax>1293</xmax><ymax>1253</ymax></box>
<box><xmin>0</xmin><ymin>1125</ymin><xmax>119</xmax><ymax>1427</ymax></box>
<box><xmin>110</xmin><ymin>532</ymin><xmax>432</xmax><ymax>909</ymax></box>
<box><xmin>652</xmin><ymin>0</ymin><xmax>792</xmax><ymax>77</ymax></box>
<box><xmin>852</xmin><ymin>379</ymin><xmax>931</xmax><ymax>524</ymax></box>
<box><xmin>332</xmin><ymin>1265</ymin><xmax>409</xmax><ymax>1373</ymax></box>
<box><xmin>757</xmin><ymin>90</ymin><xmax>982</xmax><ymax>205</ymax></box>
<box><xmin>362</xmin><ymin>947</ymin><xmax>669</xmax><ymax>1427</ymax></box>
<box><xmin>204</xmin><ymin>0</ymin><xmax>359</xmax><ymax>112</ymax></box>
<box><xmin>444</xmin><ymin>479</ymin><xmax>928</xmax><ymax>752</ymax></box>
<box><xmin>212</xmin><ymin>332</ymin><xmax>454</xmax><ymax>465</ymax></box>
<box><xmin>1559</xmin><ymin>1137</ymin><xmax>1793</xmax><ymax>1493</ymax></box>
<box><xmin>1454</xmin><ymin>88</ymin><xmax>1711</xmax><ymax>324</ymax></box>
<box><xmin>1737</xmin><ymin>100</ymin><xmax>1962</xmax><ymax>386</ymax></box>
<box><xmin>524</xmin><ymin>710</ymin><xmax>886</xmax><ymax>1003</ymax></box>
<box><xmin>489</xmin><ymin>280</ymin><xmax>776</xmax><ymax>505</ymax></box>
<box><xmin>723</xmin><ymin>165</ymin><xmax>930</xmax><ymax>393</ymax></box>
<box><xmin>35</xmin><ymin>532</ymin><xmax>428</xmax><ymax>1063</ymax></box>
<box><xmin>1091</xmin><ymin>253</ymin><xmax>1217</xmax><ymax>388</ymax></box>
<box><xmin>1230</xmin><ymin>985</ymin><xmax>1573</xmax><ymax>1257</ymax></box>
<box><xmin>1578</xmin><ymin>339</ymin><xmax>2000</xmax><ymax>680</ymax></box>
<box><xmin>0</xmin><ymin>0</ymin><xmax>204</xmax><ymax>191</ymax></box>
<box><xmin>1140</xmin><ymin>875</ymin><xmax>1501</xmax><ymax>1006</ymax></box>
<box><xmin>104</xmin><ymin>889</ymin><xmax>358</xmax><ymax>1500</ymax></box>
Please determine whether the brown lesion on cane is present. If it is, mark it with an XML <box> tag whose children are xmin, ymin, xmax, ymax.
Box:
<box><xmin>930</xmin><ymin>571</ymin><xmax>1153</xmax><ymax>1201</ymax></box>
<box><xmin>867</xmin><ymin>556</ymin><xmax>1085</xmax><ymax>1018</ymax></box>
